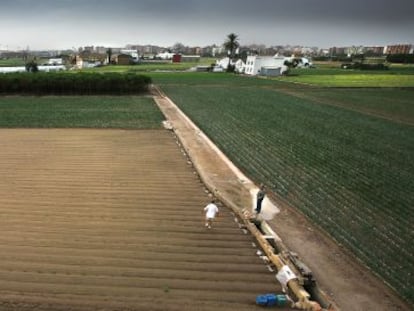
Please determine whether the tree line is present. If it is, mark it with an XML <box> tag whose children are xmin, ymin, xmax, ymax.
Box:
<box><xmin>0</xmin><ymin>72</ymin><xmax>152</xmax><ymax>95</ymax></box>
<box><xmin>385</xmin><ymin>54</ymin><xmax>414</xmax><ymax>64</ymax></box>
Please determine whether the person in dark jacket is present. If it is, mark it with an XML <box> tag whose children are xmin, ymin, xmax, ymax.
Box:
<box><xmin>255</xmin><ymin>184</ymin><xmax>266</xmax><ymax>214</ymax></box>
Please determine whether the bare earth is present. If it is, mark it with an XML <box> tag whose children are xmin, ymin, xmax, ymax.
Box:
<box><xmin>0</xmin><ymin>129</ymin><xmax>289</xmax><ymax>311</ymax></box>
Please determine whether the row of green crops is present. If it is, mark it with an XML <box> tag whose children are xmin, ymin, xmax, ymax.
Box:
<box><xmin>291</xmin><ymin>88</ymin><xmax>414</xmax><ymax>125</ymax></box>
<box><xmin>0</xmin><ymin>72</ymin><xmax>152</xmax><ymax>95</ymax></box>
<box><xmin>278</xmin><ymin>73</ymin><xmax>414</xmax><ymax>87</ymax></box>
<box><xmin>0</xmin><ymin>57</ymin><xmax>26</xmax><ymax>67</ymax></box>
<box><xmin>277</xmin><ymin>66</ymin><xmax>414</xmax><ymax>87</ymax></box>
<box><xmin>0</xmin><ymin>96</ymin><xmax>164</xmax><ymax>128</ymax></box>
<box><xmin>157</xmin><ymin>76</ymin><xmax>414</xmax><ymax>304</ymax></box>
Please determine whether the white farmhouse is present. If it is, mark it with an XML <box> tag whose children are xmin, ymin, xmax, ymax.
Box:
<box><xmin>216</xmin><ymin>57</ymin><xmax>232</xmax><ymax>70</ymax></box>
<box><xmin>215</xmin><ymin>57</ymin><xmax>245</xmax><ymax>73</ymax></box>
<box><xmin>244</xmin><ymin>55</ymin><xmax>288</xmax><ymax>76</ymax></box>
<box><xmin>234</xmin><ymin>59</ymin><xmax>246</xmax><ymax>73</ymax></box>
<box><xmin>48</xmin><ymin>58</ymin><xmax>63</xmax><ymax>65</ymax></box>
<box><xmin>156</xmin><ymin>51</ymin><xmax>175</xmax><ymax>60</ymax></box>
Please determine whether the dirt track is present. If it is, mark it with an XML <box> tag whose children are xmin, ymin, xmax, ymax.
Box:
<box><xmin>0</xmin><ymin>129</ymin><xmax>287</xmax><ymax>311</ymax></box>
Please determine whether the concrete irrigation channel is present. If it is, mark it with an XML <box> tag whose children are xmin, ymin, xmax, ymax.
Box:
<box><xmin>0</xmin><ymin>129</ymin><xmax>288</xmax><ymax>311</ymax></box>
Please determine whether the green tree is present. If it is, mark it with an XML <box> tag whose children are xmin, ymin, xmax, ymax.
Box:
<box><xmin>224</xmin><ymin>33</ymin><xmax>240</xmax><ymax>58</ymax></box>
<box><xmin>223</xmin><ymin>33</ymin><xmax>240</xmax><ymax>72</ymax></box>
<box><xmin>106</xmin><ymin>48</ymin><xmax>112</xmax><ymax>64</ymax></box>
<box><xmin>172</xmin><ymin>42</ymin><xmax>186</xmax><ymax>54</ymax></box>
<box><xmin>25</xmin><ymin>60</ymin><xmax>39</xmax><ymax>73</ymax></box>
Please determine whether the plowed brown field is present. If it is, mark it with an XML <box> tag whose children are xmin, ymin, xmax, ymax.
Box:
<box><xmin>0</xmin><ymin>129</ymin><xmax>286</xmax><ymax>311</ymax></box>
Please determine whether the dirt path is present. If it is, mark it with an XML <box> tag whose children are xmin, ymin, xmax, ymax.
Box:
<box><xmin>153</xmin><ymin>94</ymin><xmax>412</xmax><ymax>311</ymax></box>
<box><xmin>0</xmin><ymin>129</ymin><xmax>288</xmax><ymax>311</ymax></box>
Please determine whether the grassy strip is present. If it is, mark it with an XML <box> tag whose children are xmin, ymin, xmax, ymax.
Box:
<box><xmin>0</xmin><ymin>57</ymin><xmax>26</xmax><ymax>67</ymax></box>
<box><xmin>275</xmin><ymin>66</ymin><xmax>414</xmax><ymax>87</ymax></box>
<box><xmin>277</xmin><ymin>73</ymin><xmax>414</xmax><ymax>87</ymax></box>
<box><xmin>0</xmin><ymin>96</ymin><xmax>164</xmax><ymax>128</ymax></box>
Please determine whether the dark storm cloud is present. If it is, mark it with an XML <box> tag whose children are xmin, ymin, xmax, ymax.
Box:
<box><xmin>0</xmin><ymin>0</ymin><xmax>413</xmax><ymax>49</ymax></box>
<box><xmin>125</xmin><ymin>0</ymin><xmax>414</xmax><ymax>22</ymax></box>
<box><xmin>198</xmin><ymin>0</ymin><xmax>414</xmax><ymax>28</ymax></box>
<box><xmin>3</xmin><ymin>0</ymin><xmax>413</xmax><ymax>21</ymax></box>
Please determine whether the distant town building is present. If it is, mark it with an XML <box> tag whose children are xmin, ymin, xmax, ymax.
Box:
<box><xmin>212</xmin><ymin>46</ymin><xmax>225</xmax><ymax>56</ymax></box>
<box><xmin>95</xmin><ymin>46</ymin><xmax>108</xmax><ymax>54</ymax></box>
<box><xmin>83</xmin><ymin>46</ymin><xmax>95</xmax><ymax>53</ymax></box>
<box><xmin>329</xmin><ymin>47</ymin><xmax>347</xmax><ymax>56</ymax></box>
<box><xmin>364</xmin><ymin>46</ymin><xmax>385</xmax><ymax>55</ymax></box>
<box><xmin>384</xmin><ymin>44</ymin><xmax>413</xmax><ymax>54</ymax></box>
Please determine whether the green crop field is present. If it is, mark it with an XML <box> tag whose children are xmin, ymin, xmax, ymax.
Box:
<box><xmin>277</xmin><ymin>66</ymin><xmax>414</xmax><ymax>87</ymax></box>
<box><xmin>152</xmin><ymin>72</ymin><xmax>414</xmax><ymax>304</ymax></box>
<box><xmin>0</xmin><ymin>96</ymin><xmax>164</xmax><ymax>128</ymax></box>
<box><xmin>278</xmin><ymin>73</ymin><xmax>414</xmax><ymax>87</ymax></box>
<box><xmin>0</xmin><ymin>57</ymin><xmax>25</xmax><ymax>67</ymax></box>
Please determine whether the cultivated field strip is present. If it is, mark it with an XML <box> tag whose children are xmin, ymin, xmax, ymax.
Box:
<box><xmin>0</xmin><ymin>129</ymin><xmax>282</xmax><ymax>311</ymax></box>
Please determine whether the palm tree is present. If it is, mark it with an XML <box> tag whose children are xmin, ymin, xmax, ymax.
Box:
<box><xmin>224</xmin><ymin>33</ymin><xmax>240</xmax><ymax>59</ymax></box>
<box><xmin>223</xmin><ymin>33</ymin><xmax>240</xmax><ymax>71</ymax></box>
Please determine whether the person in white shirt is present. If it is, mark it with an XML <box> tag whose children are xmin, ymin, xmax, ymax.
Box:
<box><xmin>203</xmin><ymin>199</ymin><xmax>219</xmax><ymax>229</ymax></box>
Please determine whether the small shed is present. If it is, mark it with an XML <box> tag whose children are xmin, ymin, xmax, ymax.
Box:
<box><xmin>117</xmin><ymin>54</ymin><xmax>133</xmax><ymax>65</ymax></box>
<box><xmin>172</xmin><ymin>54</ymin><xmax>182</xmax><ymax>63</ymax></box>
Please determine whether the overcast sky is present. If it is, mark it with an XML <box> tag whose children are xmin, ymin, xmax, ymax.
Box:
<box><xmin>0</xmin><ymin>0</ymin><xmax>413</xmax><ymax>50</ymax></box>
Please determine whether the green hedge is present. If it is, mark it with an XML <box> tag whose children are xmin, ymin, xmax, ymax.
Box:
<box><xmin>386</xmin><ymin>54</ymin><xmax>414</xmax><ymax>64</ymax></box>
<box><xmin>0</xmin><ymin>72</ymin><xmax>152</xmax><ymax>95</ymax></box>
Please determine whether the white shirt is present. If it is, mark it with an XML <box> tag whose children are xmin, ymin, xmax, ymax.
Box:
<box><xmin>204</xmin><ymin>203</ymin><xmax>219</xmax><ymax>218</ymax></box>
